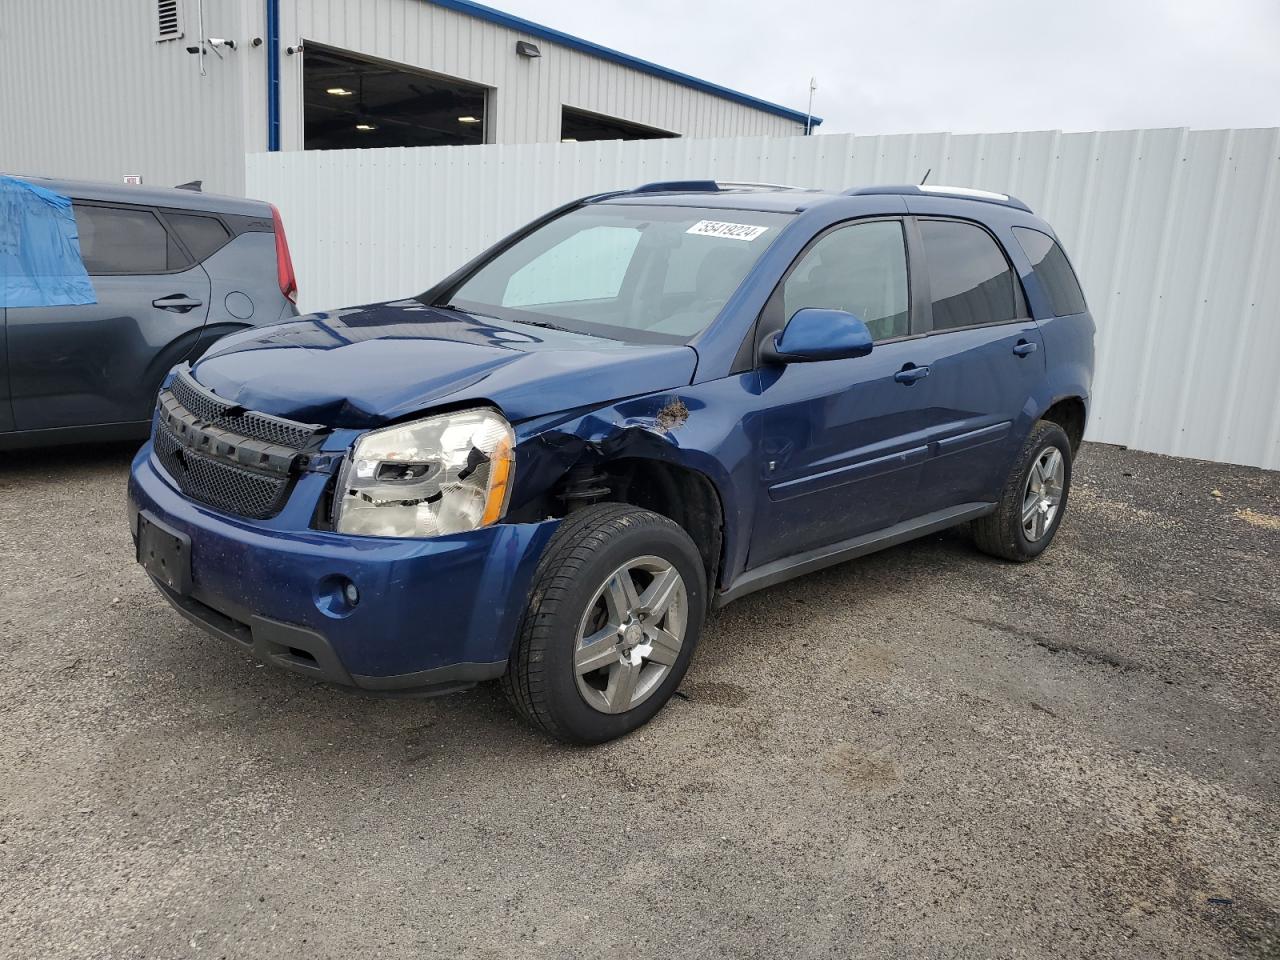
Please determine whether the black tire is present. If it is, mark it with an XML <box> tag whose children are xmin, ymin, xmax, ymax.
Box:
<box><xmin>501</xmin><ymin>503</ymin><xmax>707</xmax><ymax>745</ymax></box>
<box><xmin>971</xmin><ymin>419</ymin><xmax>1073</xmax><ymax>562</ymax></box>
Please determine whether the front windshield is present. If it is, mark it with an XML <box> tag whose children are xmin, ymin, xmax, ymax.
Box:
<box><xmin>441</xmin><ymin>203</ymin><xmax>792</xmax><ymax>343</ymax></box>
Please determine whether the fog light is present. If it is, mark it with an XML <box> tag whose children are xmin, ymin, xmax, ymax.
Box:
<box><xmin>315</xmin><ymin>574</ymin><xmax>360</xmax><ymax>618</ymax></box>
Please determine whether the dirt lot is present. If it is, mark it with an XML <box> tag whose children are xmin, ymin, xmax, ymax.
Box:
<box><xmin>1</xmin><ymin>441</ymin><xmax>1276</xmax><ymax>959</ymax></box>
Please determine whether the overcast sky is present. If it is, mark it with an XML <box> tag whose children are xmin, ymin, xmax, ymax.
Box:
<box><xmin>496</xmin><ymin>0</ymin><xmax>1280</xmax><ymax>135</ymax></box>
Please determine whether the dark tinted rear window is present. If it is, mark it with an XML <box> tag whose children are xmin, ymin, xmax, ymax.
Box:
<box><xmin>73</xmin><ymin>204</ymin><xmax>187</xmax><ymax>274</ymax></box>
<box><xmin>919</xmin><ymin>219</ymin><xmax>1020</xmax><ymax>330</ymax></box>
<box><xmin>1013</xmin><ymin>227</ymin><xmax>1088</xmax><ymax>316</ymax></box>
<box><xmin>167</xmin><ymin>212</ymin><xmax>232</xmax><ymax>263</ymax></box>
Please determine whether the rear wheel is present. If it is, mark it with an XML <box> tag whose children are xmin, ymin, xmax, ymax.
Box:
<box><xmin>971</xmin><ymin>419</ymin><xmax>1073</xmax><ymax>562</ymax></box>
<box><xmin>502</xmin><ymin>503</ymin><xmax>706</xmax><ymax>744</ymax></box>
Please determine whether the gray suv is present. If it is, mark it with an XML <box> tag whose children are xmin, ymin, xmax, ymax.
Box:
<box><xmin>0</xmin><ymin>176</ymin><xmax>298</xmax><ymax>449</ymax></box>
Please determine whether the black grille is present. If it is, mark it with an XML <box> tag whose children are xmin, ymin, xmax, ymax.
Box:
<box><xmin>152</xmin><ymin>366</ymin><xmax>328</xmax><ymax>520</ymax></box>
<box><xmin>168</xmin><ymin>370</ymin><xmax>321</xmax><ymax>449</ymax></box>
<box><xmin>154</xmin><ymin>419</ymin><xmax>289</xmax><ymax>519</ymax></box>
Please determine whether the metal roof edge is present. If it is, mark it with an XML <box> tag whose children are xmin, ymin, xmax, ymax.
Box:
<box><xmin>423</xmin><ymin>0</ymin><xmax>823</xmax><ymax>128</ymax></box>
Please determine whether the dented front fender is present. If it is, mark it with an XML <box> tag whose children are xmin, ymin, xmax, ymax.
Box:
<box><xmin>510</xmin><ymin>373</ymin><xmax>766</xmax><ymax>589</ymax></box>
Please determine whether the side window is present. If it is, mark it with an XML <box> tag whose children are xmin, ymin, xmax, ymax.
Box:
<box><xmin>918</xmin><ymin>219</ymin><xmax>1019</xmax><ymax>331</ymax></box>
<box><xmin>782</xmin><ymin>220</ymin><xmax>909</xmax><ymax>341</ymax></box>
<box><xmin>503</xmin><ymin>225</ymin><xmax>641</xmax><ymax>307</ymax></box>
<box><xmin>166</xmin><ymin>212</ymin><xmax>232</xmax><ymax>263</ymax></box>
<box><xmin>1013</xmin><ymin>227</ymin><xmax>1087</xmax><ymax>317</ymax></box>
<box><xmin>73</xmin><ymin>203</ymin><xmax>187</xmax><ymax>275</ymax></box>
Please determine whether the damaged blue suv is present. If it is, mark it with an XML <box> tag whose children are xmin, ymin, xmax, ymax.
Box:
<box><xmin>128</xmin><ymin>181</ymin><xmax>1094</xmax><ymax>743</ymax></box>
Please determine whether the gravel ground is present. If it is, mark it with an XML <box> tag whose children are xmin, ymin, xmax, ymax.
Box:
<box><xmin>1</xmin><ymin>441</ymin><xmax>1277</xmax><ymax>960</ymax></box>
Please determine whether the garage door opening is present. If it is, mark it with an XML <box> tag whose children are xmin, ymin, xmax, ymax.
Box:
<box><xmin>560</xmin><ymin>107</ymin><xmax>677</xmax><ymax>142</ymax></box>
<box><xmin>303</xmin><ymin>44</ymin><xmax>488</xmax><ymax>150</ymax></box>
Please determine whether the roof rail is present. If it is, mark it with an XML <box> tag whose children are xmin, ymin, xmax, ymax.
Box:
<box><xmin>628</xmin><ymin>179</ymin><xmax>803</xmax><ymax>195</ymax></box>
<box><xmin>845</xmin><ymin>184</ymin><xmax>1033</xmax><ymax>213</ymax></box>
<box><xmin>715</xmin><ymin>181</ymin><xmax>805</xmax><ymax>191</ymax></box>
<box><xmin>629</xmin><ymin>180</ymin><xmax>721</xmax><ymax>194</ymax></box>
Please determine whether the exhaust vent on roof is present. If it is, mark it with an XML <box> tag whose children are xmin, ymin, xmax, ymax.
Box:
<box><xmin>156</xmin><ymin>0</ymin><xmax>182</xmax><ymax>41</ymax></box>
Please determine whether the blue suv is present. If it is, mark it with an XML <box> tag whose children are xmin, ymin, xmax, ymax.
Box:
<box><xmin>127</xmin><ymin>181</ymin><xmax>1094</xmax><ymax>743</ymax></box>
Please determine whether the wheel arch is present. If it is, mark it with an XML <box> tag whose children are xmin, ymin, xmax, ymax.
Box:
<box><xmin>1039</xmin><ymin>395</ymin><xmax>1088</xmax><ymax>454</ymax></box>
<box><xmin>510</xmin><ymin>394</ymin><xmax>741</xmax><ymax>594</ymax></box>
<box><xmin>591</xmin><ymin>456</ymin><xmax>725</xmax><ymax>594</ymax></box>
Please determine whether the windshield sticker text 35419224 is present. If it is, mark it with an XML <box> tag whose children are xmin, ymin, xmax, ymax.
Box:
<box><xmin>686</xmin><ymin>220</ymin><xmax>770</xmax><ymax>242</ymax></box>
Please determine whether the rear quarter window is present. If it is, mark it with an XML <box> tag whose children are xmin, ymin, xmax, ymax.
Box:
<box><xmin>1013</xmin><ymin>227</ymin><xmax>1088</xmax><ymax>317</ymax></box>
<box><xmin>166</xmin><ymin>212</ymin><xmax>232</xmax><ymax>263</ymax></box>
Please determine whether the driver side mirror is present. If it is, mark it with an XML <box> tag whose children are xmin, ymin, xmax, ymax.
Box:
<box><xmin>761</xmin><ymin>308</ymin><xmax>874</xmax><ymax>364</ymax></box>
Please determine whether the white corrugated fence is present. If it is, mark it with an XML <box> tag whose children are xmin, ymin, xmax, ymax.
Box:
<box><xmin>246</xmin><ymin>128</ymin><xmax>1280</xmax><ymax>470</ymax></box>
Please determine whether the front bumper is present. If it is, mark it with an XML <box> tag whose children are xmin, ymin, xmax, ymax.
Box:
<box><xmin>128</xmin><ymin>444</ymin><xmax>559</xmax><ymax>694</ymax></box>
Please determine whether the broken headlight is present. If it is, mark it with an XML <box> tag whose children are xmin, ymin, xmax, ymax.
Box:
<box><xmin>333</xmin><ymin>408</ymin><xmax>515</xmax><ymax>538</ymax></box>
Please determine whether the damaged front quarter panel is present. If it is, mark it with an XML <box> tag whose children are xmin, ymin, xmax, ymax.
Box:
<box><xmin>506</xmin><ymin>373</ymin><xmax>767</xmax><ymax>591</ymax></box>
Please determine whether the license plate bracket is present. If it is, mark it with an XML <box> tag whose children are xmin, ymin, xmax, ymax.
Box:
<box><xmin>137</xmin><ymin>511</ymin><xmax>192</xmax><ymax>596</ymax></box>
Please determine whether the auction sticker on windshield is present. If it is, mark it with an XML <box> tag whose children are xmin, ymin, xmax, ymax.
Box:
<box><xmin>686</xmin><ymin>220</ymin><xmax>769</xmax><ymax>241</ymax></box>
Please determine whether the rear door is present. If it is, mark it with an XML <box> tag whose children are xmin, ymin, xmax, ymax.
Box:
<box><xmin>6</xmin><ymin>201</ymin><xmax>211</xmax><ymax>431</ymax></box>
<box><xmin>905</xmin><ymin>217</ymin><xmax>1045</xmax><ymax>513</ymax></box>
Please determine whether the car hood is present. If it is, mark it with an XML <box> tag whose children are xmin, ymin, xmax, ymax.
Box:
<box><xmin>190</xmin><ymin>299</ymin><xmax>699</xmax><ymax>427</ymax></box>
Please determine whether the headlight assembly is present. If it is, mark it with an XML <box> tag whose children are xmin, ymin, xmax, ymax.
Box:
<box><xmin>333</xmin><ymin>408</ymin><xmax>515</xmax><ymax>538</ymax></box>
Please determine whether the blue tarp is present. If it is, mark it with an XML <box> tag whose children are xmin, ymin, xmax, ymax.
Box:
<box><xmin>0</xmin><ymin>175</ymin><xmax>96</xmax><ymax>308</ymax></box>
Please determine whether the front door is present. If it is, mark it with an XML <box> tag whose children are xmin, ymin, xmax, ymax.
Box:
<box><xmin>749</xmin><ymin>218</ymin><xmax>932</xmax><ymax>567</ymax></box>
<box><xmin>6</xmin><ymin>202</ymin><xmax>211</xmax><ymax>431</ymax></box>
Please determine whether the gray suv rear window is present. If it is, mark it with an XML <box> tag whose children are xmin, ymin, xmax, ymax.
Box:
<box><xmin>1013</xmin><ymin>227</ymin><xmax>1087</xmax><ymax>317</ymax></box>
<box><xmin>73</xmin><ymin>203</ymin><xmax>186</xmax><ymax>275</ymax></box>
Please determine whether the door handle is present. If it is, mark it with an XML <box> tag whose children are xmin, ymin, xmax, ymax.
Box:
<box><xmin>1013</xmin><ymin>340</ymin><xmax>1038</xmax><ymax>357</ymax></box>
<box><xmin>894</xmin><ymin>364</ymin><xmax>930</xmax><ymax>385</ymax></box>
<box><xmin>152</xmin><ymin>295</ymin><xmax>203</xmax><ymax>313</ymax></box>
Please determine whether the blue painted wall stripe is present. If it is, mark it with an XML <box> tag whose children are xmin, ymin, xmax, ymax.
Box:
<box><xmin>266</xmin><ymin>0</ymin><xmax>281</xmax><ymax>151</ymax></box>
<box><xmin>424</xmin><ymin>0</ymin><xmax>822</xmax><ymax>128</ymax></box>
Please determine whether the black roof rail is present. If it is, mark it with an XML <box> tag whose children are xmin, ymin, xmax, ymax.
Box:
<box><xmin>846</xmin><ymin>184</ymin><xmax>1032</xmax><ymax>213</ymax></box>
<box><xmin>627</xmin><ymin>180</ymin><xmax>805</xmax><ymax>195</ymax></box>
<box><xmin>630</xmin><ymin>180</ymin><xmax>721</xmax><ymax>194</ymax></box>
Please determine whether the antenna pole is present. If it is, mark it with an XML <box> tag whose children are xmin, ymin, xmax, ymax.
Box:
<box><xmin>805</xmin><ymin>77</ymin><xmax>816</xmax><ymax>136</ymax></box>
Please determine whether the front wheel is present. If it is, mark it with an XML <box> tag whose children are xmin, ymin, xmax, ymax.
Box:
<box><xmin>502</xmin><ymin>504</ymin><xmax>706</xmax><ymax>744</ymax></box>
<box><xmin>971</xmin><ymin>419</ymin><xmax>1073</xmax><ymax>562</ymax></box>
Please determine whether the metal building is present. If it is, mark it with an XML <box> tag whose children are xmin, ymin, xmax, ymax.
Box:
<box><xmin>0</xmin><ymin>0</ymin><xmax>817</xmax><ymax>196</ymax></box>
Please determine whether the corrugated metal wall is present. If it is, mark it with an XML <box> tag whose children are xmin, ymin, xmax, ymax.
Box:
<box><xmin>278</xmin><ymin>0</ymin><xmax>806</xmax><ymax>147</ymax></box>
<box><xmin>0</xmin><ymin>0</ymin><xmax>259</xmax><ymax>195</ymax></box>
<box><xmin>0</xmin><ymin>0</ymin><xmax>803</xmax><ymax>196</ymax></box>
<box><xmin>246</xmin><ymin>128</ymin><xmax>1280</xmax><ymax>470</ymax></box>
<box><xmin>0</xmin><ymin>0</ymin><xmax>258</xmax><ymax>196</ymax></box>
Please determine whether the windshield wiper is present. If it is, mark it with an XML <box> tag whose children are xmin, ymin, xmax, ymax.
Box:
<box><xmin>505</xmin><ymin>316</ymin><xmax>573</xmax><ymax>332</ymax></box>
<box><xmin>433</xmin><ymin>301</ymin><xmax>501</xmax><ymax>321</ymax></box>
<box><xmin>434</xmin><ymin>301</ymin><xmax>576</xmax><ymax>334</ymax></box>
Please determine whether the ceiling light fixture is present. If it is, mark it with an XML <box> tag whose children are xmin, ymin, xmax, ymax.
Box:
<box><xmin>355</xmin><ymin>122</ymin><xmax>377</xmax><ymax>131</ymax></box>
<box><xmin>327</xmin><ymin>87</ymin><xmax>353</xmax><ymax>96</ymax></box>
<box><xmin>457</xmin><ymin>116</ymin><xmax>481</xmax><ymax>124</ymax></box>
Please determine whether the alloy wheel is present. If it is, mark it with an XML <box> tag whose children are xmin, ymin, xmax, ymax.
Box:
<box><xmin>1022</xmin><ymin>446</ymin><xmax>1065</xmax><ymax>542</ymax></box>
<box><xmin>573</xmin><ymin>556</ymin><xmax>688</xmax><ymax>715</ymax></box>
